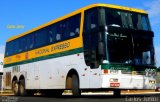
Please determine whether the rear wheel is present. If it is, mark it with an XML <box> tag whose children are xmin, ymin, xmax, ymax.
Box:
<box><xmin>72</xmin><ymin>74</ymin><xmax>81</xmax><ymax>96</ymax></box>
<box><xmin>19</xmin><ymin>79</ymin><xmax>26</xmax><ymax>96</ymax></box>
<box><xmin>12</xmin><ymin>80</ymin><xmax>19</xmax><ymax>96</ymax></box>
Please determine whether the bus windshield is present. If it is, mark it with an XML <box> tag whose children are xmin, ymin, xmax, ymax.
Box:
<box><xmin>83</xmin><ymin>7</ymin><xmax>154</xmax><ymax>67</ymax></box>
<box><xmin>107</xmin><ymin>32</ymin><xmax>133</xmax><ymax>64</ymax></box>
<box><xmin>107</xmin><ymin>31</ymin><xmax>154</xmax><ymax>66</ymax></box>
<box><xmin>133</xmin><ymin>34</ymin><xmax>154</xmax><ymax>65</ymax></box>
<box><xmin>105</xmin><ymin>8</ymin><xmax>150</xmax><ymax>31</ymax></box>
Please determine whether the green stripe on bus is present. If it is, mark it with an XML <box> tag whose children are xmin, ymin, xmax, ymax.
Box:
<box><xmin>101</xmin><ymin>63</ymin><xmax>132</xmax><ymax>71</ymax></box>
<box><xmin>101</xmin><ymin>63</ymin><xmax>156</xmax><ymax>71</ymax></box>
<box><xmin>4</xmin><ymin>47</ymin><xmax>83</xmax><ymax>68</ymax></box>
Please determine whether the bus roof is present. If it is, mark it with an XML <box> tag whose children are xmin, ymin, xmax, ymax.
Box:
<box><xmin>6</xmin><ymin>3</ymin><xmax>147</xmax><ymax>42</ymax></box>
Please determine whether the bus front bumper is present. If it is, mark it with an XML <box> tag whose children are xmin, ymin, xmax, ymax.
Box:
<box><xmin>101</xmin><ymin>74</ymin><xmax>156</xmax><ymax>89</ymax></box>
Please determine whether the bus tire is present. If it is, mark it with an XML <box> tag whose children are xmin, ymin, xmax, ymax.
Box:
<box><xmin>113</xmin><ymin>89</ymin><xmax>121</xmax><ymax>97</ymax></box>
<box><xmin>72</xmin><ymin>74</ymin><xmax>81</xmax><ymax>96</ymax></box>
<box><xmin>12</xmin><ymin>80</ymin><xmax>19</xmax><ymax>96</ymax></box>
<box><xmin>19</xmin><ymin>79</ymin><xmax>26</xmax><ymax>96</ymax></box>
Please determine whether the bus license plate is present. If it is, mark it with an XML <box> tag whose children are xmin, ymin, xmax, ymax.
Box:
<box><xmin>110</xmin><ymin>83</ymin><xmax>120</xmax><ymax>87</ymax></box>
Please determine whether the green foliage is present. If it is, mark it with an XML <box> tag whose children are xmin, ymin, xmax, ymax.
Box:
<box><xmin>157</xmin><ymin>68</ymin><xmax>160</xmax><ymax>72</ymax></box>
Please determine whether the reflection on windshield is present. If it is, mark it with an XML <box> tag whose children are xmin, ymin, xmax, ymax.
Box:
<box><xmin>133</xmin><ymin>34</ymin><xmax>154</xmax><ymax>65</ymax></box>
<box><xmin>107</xmin><ymin>31</ymin><xmax>154</xmax><ymax>65</ymax></box>
<box><xmin>107</xmin><ymin>33</ymin><xmax>132</xmax><ymax>64</ymax></box>
<box><xmin>105</xmin><ymin>8</ymin><xmax>150</xmax><ymax>31</ymax></box>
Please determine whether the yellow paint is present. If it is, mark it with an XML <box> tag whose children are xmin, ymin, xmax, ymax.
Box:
<box><xmin>4</xmin><ymin>37</ymin><xmax>82</xmax><ymax>65</ymax></box>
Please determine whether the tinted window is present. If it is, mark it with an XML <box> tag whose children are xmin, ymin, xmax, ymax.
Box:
<box><xmin>83</xmin><ymin>8</ymin><xmax>98</xmax><ymax>66</ymax></box>
<box><xmin>48</xmin><ymin>25</ymin><xmax>57</xmax><ymax>43</ymax></box>
<box><xmin>83</xmin><ymin>8</ymin><xmax>98</xmax><ymax>50</ymax></box>
<box><xmin>133</xmin><ymin>34</ymin><xmax>154</xmax><ymax>65</ymax></box>
<box><xmin>13</xmin><ymin>40</ymin><xmax>19</xmax><ymax>54</ymax></box>
<box><xmin>34</xmin><ymin>29</ymin><xmax>48</xmax><ymax>48</ymax></box>
<box><xmin>130</xmin><ymin>13</ymin><xmax>150</xmax><ymax>31</ymax></box>
<box><xmin>47</xmin><ymin>14</ymin><xmax>81</xmax><ymax>43</ymax></box>
<box><xmin>5</xmin><ymin>14</ymin><xmax>81</xmax><ymax>57</ymax></box>
<box><xmin>5</xmin><ymin>42</ymin><xmax>12</xmax><ymax>57</ymax></box>
<box><xmin>130</xmin><ymin>13</ymin><xmax>139</xmax><ymax>29</ymax></box>
<box><xmin>105</xmin><ymin>9</ymin><xmax>122</xmax><ymax>27</ymax></box>
<box><xmin>141</xmin><ymin>15</ymin><xmax>149</xmax><ymax>31</ymax></box>
<box><xmin>104</xmin><ymin>8</ymin><xmax>151</xmax><ymax>31</ymax></box>
<box><xmin>107</xmin><ymin>33</ymin><xmax>133</xmax><ymax>63</ymax></box>
<box><xmin>19</xmin><ymin>37</ymin><xmax>26</xmax><ymax>52</ymax></box>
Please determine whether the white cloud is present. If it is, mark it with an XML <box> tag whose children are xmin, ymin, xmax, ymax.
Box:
<box><xmin>0</xmin><ymin>45</ymin><xmax>5</xmax><ymax>54</ymax></box>
<box><xmin>0</xmin><ymin>53</ymin><xmax>4</xmax><ymax>62</ymax></box>
<box><xmin>155</xmin><ymin>45</ymin><xmax>160</xmax><ymax>67</ymax></box>
<box><xmin>144</xmin><ymin>0</ymin><xmax>160</xmax><ymax>17</ymax></box>
<box><xmin>0</xmin><ymin>45</ymin><xmax>5</xmax><ymax>62</ymax></box>
<box><xmin>143</xmin><ymin>0</ymin><xmax>160</xmax><ymax>26</ymax></box>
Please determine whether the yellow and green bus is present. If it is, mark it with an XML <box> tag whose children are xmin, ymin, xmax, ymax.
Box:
<box><xmin>3</xmin><ymin>3</ymin><xmax>156</xmax><ymax>96</ymax></box>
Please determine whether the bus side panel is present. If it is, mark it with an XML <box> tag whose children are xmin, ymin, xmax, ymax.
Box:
<box><xmin>24</xmin><ymin>52</ymin><xmax>90</xmax><ymax>90</ymax></box>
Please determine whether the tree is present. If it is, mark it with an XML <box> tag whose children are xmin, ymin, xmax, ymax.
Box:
<box><xmin>156</xmin><ymin>67</ymin><xmax>160</xmax><ymax>83</ymax></box>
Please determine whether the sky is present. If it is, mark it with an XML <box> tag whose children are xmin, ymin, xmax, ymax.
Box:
<box><xmin>0</xmin><ymin>0</ymin><xmax>160</xmax><ymax>67</ymax></box>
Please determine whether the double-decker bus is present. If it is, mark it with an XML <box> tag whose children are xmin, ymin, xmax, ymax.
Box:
<box><xmin>3</xmin><ymin>3</ymin><xmax>156</xmax><ymax>96</ymax></box>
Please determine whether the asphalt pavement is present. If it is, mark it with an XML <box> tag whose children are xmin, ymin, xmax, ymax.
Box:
<box><xmin>0</xmin><ymin>93</ymin><xmax>160</xmax><ymax>102</ymax></box>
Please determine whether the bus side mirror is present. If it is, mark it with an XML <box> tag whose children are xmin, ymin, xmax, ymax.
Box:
<box><xmin>98</xmin><ymin>42</ymin><xmax>105</xmax><ymax>57</ymax></box>
<box><xmin>0</xmin><ymin>62</ymin><xmax>3</xmax><ymax>65</ymax></box>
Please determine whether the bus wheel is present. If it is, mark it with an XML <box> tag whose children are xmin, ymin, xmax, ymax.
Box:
<box><xmin>19</xmin><ymin>79</ymin><xmax>26</xmax><ymax>96</ymax></box>
<box><xmin>72</xmin><ymin>74</ymin><xmax>81</xmax><ymax>96</ymax></box>
<box><xmin>113</xmin><ymin>89</ymin><xmax>121</xmax><ymax>97</ymax></box>
<box><xmin>12</xmin><ymin>80</ymin><xmax>19</xmax><ymax>96</ymax></box>
<box><xmin>66</xmin><ymin>76</ymin><xmax>72</xmax><ymax>89</ymax></box>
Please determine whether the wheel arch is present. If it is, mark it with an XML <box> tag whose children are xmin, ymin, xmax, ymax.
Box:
<box><xmin>12</xmin><ymin>75</ymin><xmax>18</xmax><ymax>91</ymax></box>
<box><xmin>12</xmin><ymin>76</ymin><xmax>18</xmax><ymax>82</ymax></box>
<box><xmin>19</xmin><ymin>74</ymin><xmax>25</xmax><ymax>81</ymax></box>
<box><xmin>19</xmin><ymin>74</ymin><xmax>26</xmax><ymax>87</ymax></box>
<box><xmin>65</xmin><ymin>68</ymin><xmax>80</xmax><ymax>88</ymax></box>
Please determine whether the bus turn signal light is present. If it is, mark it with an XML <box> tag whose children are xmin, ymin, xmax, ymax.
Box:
<box><xmin>104</xmin><ymin>69</ymin><xmax>108</xmax><ymax>74</ymax></box>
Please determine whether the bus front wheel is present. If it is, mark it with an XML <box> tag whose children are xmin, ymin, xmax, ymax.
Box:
<box><xmin>72</xmin><ymin>74</ymin><xmax>81</xmax><ymax>96</ymax></box>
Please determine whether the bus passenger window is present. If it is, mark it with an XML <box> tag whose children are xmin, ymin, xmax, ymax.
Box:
<box><xmin>75</xmin><ymin>28</ymin><xmax>79</xmax><ymax>35</ymax></box>
<box><xmin>68</xmin><ymin>14</ymin><xmax>80</xmax><ymax>38</ymax></box>
<box><xmin>48</xmin><ymin>24</ymin><xmax>57</xmax><ymax>43</ymax></box>
<box><xmin>30</xmin><ymin>34</ymin><xmax>35</xmax><ymax>49</ymax></box>
<box><xmin>105</xmin><ymin>9</ymin><xmax>122</xmax><ymax>27</ymax></box>
<box><xmin>91</xmin><ymin>24</ymin><xmax>96</xmax><ymax>29</ymax></box>
<box><xmin>70</xmin><ymin>32</ymin><xmax>75</xmax><ymax>37</ymax></box>
<box><xmin>141</xmin><ymin>15</ymin><xmax>149</xmax><ymax>31</ymax></box>
<box><xmin>49</xmin><ymin>31</ymin><xmax>54</xmax><ymax>43</ymax></box>
<box><xmin>56</xmin><ymin>34</ymin><xmax>61</xmax><ymax>41</ymax></box>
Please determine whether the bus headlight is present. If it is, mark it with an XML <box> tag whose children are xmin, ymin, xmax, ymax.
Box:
<box><xmin>145</xmin><ymin>69</ymin><xmax>156</xmax><ymax>77</ymax></box>
<box><xmin>149</xmin><ymin>80</ymin><xmax>156</xmax><ymax>84</ymax></box>
<box><xmin>146</xmin><ymin>72</ymin><xmax>156</xmax><ymax>77</ymax></box>
<box><xmin>110</xmin><ymin>70</ymin><xmax>118</xmax><ymax>74</ymax></box>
